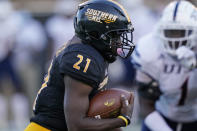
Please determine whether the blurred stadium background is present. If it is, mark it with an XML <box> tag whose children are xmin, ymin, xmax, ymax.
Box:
<box><xmin>0</xmin><ymin>0</ymin><xmax>196</xmax><ymax>131</ymax></box>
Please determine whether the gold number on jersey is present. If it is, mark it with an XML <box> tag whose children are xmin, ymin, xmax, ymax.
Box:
<box><xmin>73</xmin><ymin>54</ymin><xmax>91</xmax><ymax>73</ymax></box>
<box><xmin>73</xmin><ymin>54</ymin><xmax>83</xmax><ymax>70</ymax></box>
<box><xmin>84</xmin><ymin>58</ymin><xmax>91</xmax><ymax>73</ymax></box>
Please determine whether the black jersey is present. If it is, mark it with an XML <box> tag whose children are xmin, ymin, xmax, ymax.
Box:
<box><xmin>31</xmin><ymin>36</ymin><xmax>109</xmax><ymax>131</ymax></box>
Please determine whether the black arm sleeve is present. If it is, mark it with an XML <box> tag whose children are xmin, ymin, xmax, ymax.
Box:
<box><xmin>136</xmin><ymin>80</ymin><xmax>161</xmax><ymax>101</ymax></box>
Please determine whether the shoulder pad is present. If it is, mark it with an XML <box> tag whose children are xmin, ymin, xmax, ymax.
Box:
<box><xmin>137</xmin><ymin>33</ymin><xmax>162</xmax><ymax>63</ymax></box>
<box><xmin>132</xmin><ymin>33</ymin><xmax>162</xmax><ymax>65</ymax></box>
<box><xmin>131</xmin><ymin>33</ymin><xmax>163</xmax><ymax>79</ymax></box>
<box><xmin>59</xmin><ymin>44</ymin><xmax>107</xmax><ymax>88</ymax></box>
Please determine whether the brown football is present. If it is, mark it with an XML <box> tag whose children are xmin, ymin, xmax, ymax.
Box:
<box><xmin>87</xmin><ymin>88</ymin><xmax>134</xmax><ymax>119</ymax></box>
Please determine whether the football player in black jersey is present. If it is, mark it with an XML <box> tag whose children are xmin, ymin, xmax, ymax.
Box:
<box><xmin>25</xmin><ymin>0</ymin><xmax>135</xmax><ymax>131</ymax></box>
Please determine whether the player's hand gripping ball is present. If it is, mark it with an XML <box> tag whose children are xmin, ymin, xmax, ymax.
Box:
<box><xmin>87</xmin><ymin>88</ymin><xmax>134</xmax><ymax>119</ymax></box>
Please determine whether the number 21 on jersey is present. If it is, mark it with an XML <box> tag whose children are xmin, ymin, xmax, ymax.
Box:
<box><xmin>73</xmin><ymin>54</ymin><xmax>91</xmax><ymax>73</ymax></box>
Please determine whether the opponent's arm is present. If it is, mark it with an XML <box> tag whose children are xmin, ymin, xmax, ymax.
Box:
<box><xmin>134</xmin><ymin>70</ymin><xmax>161</xmax><ymax>118</ymax></box>
<box><xmin>176</xmin><ymin>46</ymin><xmax>197</xmax><ymax>70</ymax></box>
<box><xmin>64</xmin><ymin>76</ymin><xmax>133</xmax><ymax>131</ymax></box>
<box><xmin>135</xmin><ymin>70</ymin><xmax>161</xmax><ymax>101</ymax></box>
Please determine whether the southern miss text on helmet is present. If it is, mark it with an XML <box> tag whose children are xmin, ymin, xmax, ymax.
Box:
<box><xmin>74</xmin><ymin>0</ymin><xmax>135</xmax><ymax>63</ymax></box>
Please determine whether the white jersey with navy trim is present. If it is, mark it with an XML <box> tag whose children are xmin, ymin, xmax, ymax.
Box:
<box><xmin>132</xmin><ymin>32</ymin><xmax>197</xmax><ymax>122</ymax></box>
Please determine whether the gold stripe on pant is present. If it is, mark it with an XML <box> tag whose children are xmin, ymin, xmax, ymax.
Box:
<box><xmin>24</xmin><ymin>122</ymin><xmax>51</xmax><ymax>131</ymax></box>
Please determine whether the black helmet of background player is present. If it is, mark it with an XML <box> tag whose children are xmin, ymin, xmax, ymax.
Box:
<box><xmin>74</xmin><ymin>0</ymin><xmax>135</xmax><ymax>63</ymax></box>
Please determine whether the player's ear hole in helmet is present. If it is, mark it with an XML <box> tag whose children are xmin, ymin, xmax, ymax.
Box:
<box><xmin>74</xmin><ymin>0</ymin><xmax>135</xmax><ymax>63</ymax></box>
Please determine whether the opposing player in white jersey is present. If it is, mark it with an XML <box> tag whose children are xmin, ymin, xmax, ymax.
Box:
<box><xmin>132</xmin><ymin>0</ymin><xmax>197</xmax><ymax>131</ymax></box>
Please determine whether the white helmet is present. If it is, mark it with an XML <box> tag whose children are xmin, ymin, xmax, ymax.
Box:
<box><xmin>157</xmin><ymin>0</ymin><xmax>197</xmax><ymax>56</ymax></box>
